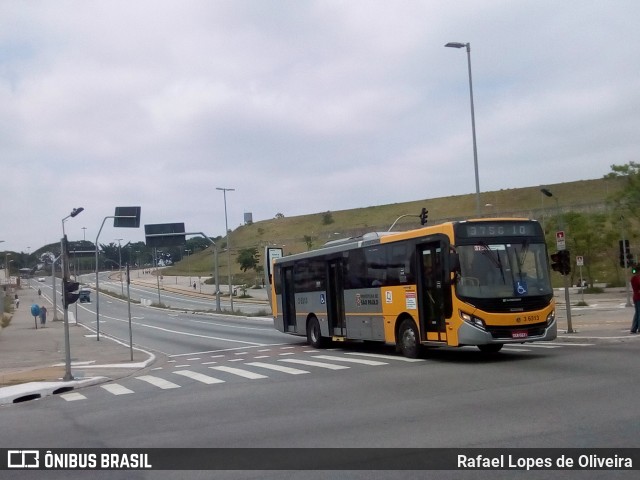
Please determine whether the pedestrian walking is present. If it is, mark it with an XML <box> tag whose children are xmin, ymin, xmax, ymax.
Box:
<box><xmin>39</xmin><ymin>305</ymin><xmax>47</xmax><ymax>326</ymax></box>
<box><xmin>631</xmin><ymin>265</ymin><xmax>640</xmax><ymax>334</ymax></box>
<box><xmin>14</xmin><ymin>294</ymin><xmax>19</xmax><ymax>309</ymax></box>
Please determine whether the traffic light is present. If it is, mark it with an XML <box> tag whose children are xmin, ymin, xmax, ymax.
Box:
<box><xmin>63</xmin><ymin>280</ymin><xmax>80</xmax><ymax>308</ymax></box>
<box><xmin>550</xmin><ymin>250</ymin><xmax>571</xmax><ymax>275</ymax></box>
<box><xmin>420</xmin><ymin>208</ymin><xmax>428</xmax><ymax>226</ymax></box>
<box><xmin>550</xmin><ymin>252</ymin><xmax>562</xmax><ymax>273</ymax></box>
<box><xmin>619</xmin><ymin>239</ymin><xmax>633</xmax><ymax>268</ymax></box>
<box><xmin>560</xmin><ymin>250</ymin><xmax>571</xmax><ymax>275</ymax></box>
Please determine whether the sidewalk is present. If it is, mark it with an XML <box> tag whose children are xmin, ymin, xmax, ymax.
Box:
<box><xmin>0</xmin><ymin>285</ymin><xmax>154</xmax><ymax>405</ymax></box>
<box><xmin>0</xmin><ymin>284</ymin><xmax>637</xmax><ymax>406</ymax></box>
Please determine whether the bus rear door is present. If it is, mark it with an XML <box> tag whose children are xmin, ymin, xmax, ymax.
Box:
<box><xmin>326</xmin><ymin>259</ymin><xmax>346</xmax><ymax>336</ymax></box>
<box><xmin>281</xmin><ymin>266</ymin><xmax>296</xmax><ymax>333</ymax></box>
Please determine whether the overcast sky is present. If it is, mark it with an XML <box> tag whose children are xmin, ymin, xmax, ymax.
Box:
<box><xmin>1</xmin><ymin>0</ymin><xmax>639</xmax><ymax>253</ymax></box>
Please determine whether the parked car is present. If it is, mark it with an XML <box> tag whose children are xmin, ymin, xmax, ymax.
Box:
<box><xmin>37</xmin><ymin>277</ymin><xmax>46</xmax><ymax>282</ymax></box>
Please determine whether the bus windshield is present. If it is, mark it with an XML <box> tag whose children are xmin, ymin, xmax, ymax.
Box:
<box><xmin>456</xmin><ymin>241</ymin><xmax>552</xmax><ymax>299</ymax></box>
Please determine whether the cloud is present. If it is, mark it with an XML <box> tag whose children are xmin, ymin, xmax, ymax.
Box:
<box><xmin>1</xmin><ymin>0</ymin><xmax>639</xmax><ymax>252</ymax></box>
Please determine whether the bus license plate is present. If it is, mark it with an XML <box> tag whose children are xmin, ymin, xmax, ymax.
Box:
<box><xmin>512</xmin><ymin>331</ymin><xmax>528</xmax><ymax>339</ymax></box>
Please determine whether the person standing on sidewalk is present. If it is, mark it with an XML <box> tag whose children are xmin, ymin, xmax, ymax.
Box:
<box><xmin>39</xmin><ymin>305</ymin><xmax>47</xmax><ymax>326</ymax></box>
<box><xmin>631</xmin><ymin>265</ymin><xmax>640</xmax><ymax>334</ymax></box>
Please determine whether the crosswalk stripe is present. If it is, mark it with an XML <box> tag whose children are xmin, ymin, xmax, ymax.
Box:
<box><xmin>502</xmin><ymin>347</ymin><xmax>532</xmax><ymax>352</ymax></box>
<box><xmin>61</xmin><ymin>392</ymin><xmax>86</xmax><ymax>402</ymax></box>
<box><xmin>245</xmin><ymin>362</ymin><xmax>309</xmax><ymax>375</ymax></box>
<box><xmin>135</xmin><ymin>375</ymin><xmax>181</xmax><ymax>389</ymax></box>
<box><xmin>210</xmin><ymin>366</ymin><xmax>268</xmax><ymax>379</ymax></box>
<box><xmin>311</xmin><ymin>355</ymin><xmax>388</xmax><ymax>366</ymax></box>
<box><xmin>101</xmin><ymin>384</ymin><xmax>134</xmax><ymax>395</ymax></box>
<box><xmin>344</xmin><ymin>352</ymin><xmax>425</xmax><ymax>362</ymax></box>
<box><xmin>520</xmin><ymin>344</ymin><xmax>560</xmax><ymax>349</ymax></box>
<box><xmin>280</xmin><ymin>358</ymin><xmax>350</xmax><ymax>370</ymax></box>
<box><xmin>173</xmin><ymin>370</ymin><xmax>225</xmax><ymax>384</ymax></box>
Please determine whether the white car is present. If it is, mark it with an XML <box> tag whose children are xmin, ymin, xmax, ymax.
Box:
<box><xmin>37</xmin><ymin>277</ymin><xmax>46</xmax><ymax>282</ymax></box>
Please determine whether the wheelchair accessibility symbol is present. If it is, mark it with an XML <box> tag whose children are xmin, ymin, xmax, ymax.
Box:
<box><xmin>320</xmin><ymin>294</ymin><xmax>325</xmax><ymax>304</ymax></box>
<box><xmin>514</xmin><ymin>281</ymin><xmax>528</xmax><ymax>296</ymax></box>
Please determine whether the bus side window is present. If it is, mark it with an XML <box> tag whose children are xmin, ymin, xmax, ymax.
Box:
<box><xmin>345</xmin><ymin>250</ymin><xmax>367</xmax><ymax>288</ymax></box>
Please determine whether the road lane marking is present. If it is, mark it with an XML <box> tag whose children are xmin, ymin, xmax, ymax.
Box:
<box><xmin>173</xmin><ymin>370</ymin><xmax>225</xmax><ymax>384</ymax></box>
<box><xmin>311</xmin><ymin>355</ymin><xmax>388</xmax><ymax>366</ymax></box>
<box><xmin>280</xmin><ymin>359</ymin><xmax>350</xmax><ymax>370</ymax></box>
<box><xmin>169</xmin><ymin>343</ymin><xmax>292</xmax><ymax>358</ymax></box>
<box><xmin>344</xmin><ymin>352</ymin><xmax>425</xmax><ymax>362</ymax></box>
<box><xmin>61</xmin><ymin>392</ymin><xmax>87</xmax><ymax>402</ymax></box>
<box><xmin>101</xmin><ymin>384</ymin><xmax>134</xmax><ymax>395</ymax></box>
<box><xmin>134</xmin><ymin>323</ymin><xmax>266</xmax><ymax>346</ymax></box>
<box><xmin>210</xmin><ymin>366</ymin><xmax>268</xmax><ymax>380</ymax></box>
<box><xmin>245</xmin><ymin>362</ymin><xmax>309</xmax><ymax>375</ymax></box>
<box><xmin>135</xmin><ymin>375</ymin><xmax>181</xmax><ymax>389</ymax></box>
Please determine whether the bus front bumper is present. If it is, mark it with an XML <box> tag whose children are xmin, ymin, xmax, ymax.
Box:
<box><xmin>457</xmin><ymin>315</ymin><xmax>557</xmax><ymax>345</ymax></box>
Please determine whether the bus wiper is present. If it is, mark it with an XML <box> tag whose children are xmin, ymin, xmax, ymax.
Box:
<box><xmin>478</xmin><ymin>242</ymin><xmax>506</xmax><ymax>283</ymax></box>
<box><xmin>516</xmin><ymin>239</ymin><xmax>529</xmax><ymax>279</ymax></box>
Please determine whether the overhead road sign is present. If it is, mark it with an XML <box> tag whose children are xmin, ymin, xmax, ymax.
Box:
<box><xmin>114</xmin><ymin>206</ymin><xmax>142</xmax><ymax>228</ymax></box>
<box><xmin>145</xmin><ymin>223</ymin><xmax>187</xmax><ymax>247</ymax></box>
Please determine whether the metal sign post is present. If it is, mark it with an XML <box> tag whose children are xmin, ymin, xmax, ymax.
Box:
<box><xmin>556</xmin><ymin>230</ymin><xmax>574</xmax><ymax>333</ymax></box>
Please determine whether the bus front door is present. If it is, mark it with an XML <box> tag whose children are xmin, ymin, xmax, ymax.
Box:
<box><xmin>417</xmin><ymin>243</ymin><xmax>446</xmax><ymax>341</ymax></box>
<box><xmin>327</xmin><ymin>259</ymin><xmax>346</xmax><ymax>336</ymax></box>
<box><xmin>282</xmin><ymin>266</ymin><xmax>296</xmax><ymax>333</ymax></box>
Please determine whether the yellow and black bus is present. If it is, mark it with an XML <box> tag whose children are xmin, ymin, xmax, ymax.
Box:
<box><xmin>265</xmin><ymin>218</ymin><xmax>556</xmax><ymax>358</ymax></box>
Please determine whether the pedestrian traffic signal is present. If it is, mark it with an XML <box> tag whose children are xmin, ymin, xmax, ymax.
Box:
<box><xmin>420</xmin><ymin>208</ymin><xmax>428</xmax><ymax>226</ymax></box>
<box><xmin>63</xmin><ymin>280</ymin><xmax>80</xmax><ymax>308</ymax></box>
<box><xmin>550</xmin><ymin>250</ymin><xmax>571</xmax><ymax>275</ymax></box>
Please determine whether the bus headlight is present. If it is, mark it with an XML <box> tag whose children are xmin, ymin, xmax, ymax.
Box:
<box><xmin>546</xmin><ymin>310</ymin><xmax>555</xmax><ymax>325</ymax></box>
<box><xmin>460</xmin><ymin>311</ymin><xmax>486</xmax><ymax>330</ymax></box>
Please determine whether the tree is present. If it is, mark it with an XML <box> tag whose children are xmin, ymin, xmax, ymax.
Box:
<box><xmin>185</xmin><ymin>237</ymin><xmax>211</xmax><ymax>253</ymax></box>
<box><xmin>237</xmin><ymin>247</ymin><xmax>259</xmax><ymax>272</ymax></box>
<box><xmin>605</xmin><ymin>161</ymin><xmax>640</xmax><ymax>220</ymax></box>
<box><xmin>322</xmin><ymin>211</ymin><xmax>334</xmax><ymax>225</ymax></box>
<box><xmin>303</xmin><ymin>235</ymin><xmax>314</xmax><ymax>250</ymax></box>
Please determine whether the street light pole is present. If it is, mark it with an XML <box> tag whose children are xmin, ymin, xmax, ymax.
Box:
<box><xmin>445</xmin><ymin>42</ymin><xmax>481</xmax><ymax>217</ymax></box>
<box><xmin>217</xmin><ymin>187</ymin><xmax>235</xmax><ymax>312</ymax></box>
<box><xmin>61</xmin><ymin>207</ymin><xmax>84</xmax><ymax>381</ymax></box>
<box><xmin>116</xmin><ymin>238</ymin><xmax>123</xmax><ymax>295</ymax></box>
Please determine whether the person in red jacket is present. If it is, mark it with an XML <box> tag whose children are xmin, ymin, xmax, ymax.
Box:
<box><xmin>631</xmin><ymin>265</ymin><xmax>640</xmax><ymax>334</ymax></box>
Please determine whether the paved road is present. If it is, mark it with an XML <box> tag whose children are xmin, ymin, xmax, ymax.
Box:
<box><xmin>2</xmin><ymin>339</ymin><xmax>639</xmax><ymax>479</ymax></box>
<box><xmin>2</xmin><ymin>279</ymin><xmax>639</xmax><ymax>479</ymax></box>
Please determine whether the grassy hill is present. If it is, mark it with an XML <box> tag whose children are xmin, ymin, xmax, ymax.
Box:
<box><xmin>165</xmin><ymin>176</ymin><xmax>629</xmax><ymax>287</ymax></box>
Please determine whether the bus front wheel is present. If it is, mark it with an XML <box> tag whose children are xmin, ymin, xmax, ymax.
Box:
<box><xmin>478</xmin><ymin>343</ymin><xmax>504</xmax><ymax>354</ymax></box>
<box><xmin>307</xmin><ymin>316</ymin><xmax>327</xmax><ymax>349</ymax></box>
<box><xmin>398</xmin><ymin>319</ymin><xmax>420</xmax><ymax>358</ymax></box>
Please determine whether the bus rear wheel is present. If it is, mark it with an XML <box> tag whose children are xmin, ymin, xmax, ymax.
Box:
<box><xmin>478</xmin><ymin>343</ymin><xmax>504</xmax><ymax>354</ymax></box>
<box><xmin>307</xmin><ymin>316</ymin><xmax>328</xmax><ymax>349</ymax></box>
<box><xmin>398</xmin><ymin>319</ymin><xmax>421</xmax><ymax>358</ymax></box>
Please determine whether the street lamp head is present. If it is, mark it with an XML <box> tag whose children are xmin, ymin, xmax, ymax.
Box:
<box><xmin>70</xmin><ymin>207</ymin><xmax>84</xmax><ymax>218</ymax></box>
<box><xmin>445</xmin><ymin>42</ymin><xmax>468</xmax><ymax>49</ymax></box>
<box><xmin>540</xmin><ymin>188</ymin><xmax>553</xmax><ymax>198</ymax></box>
